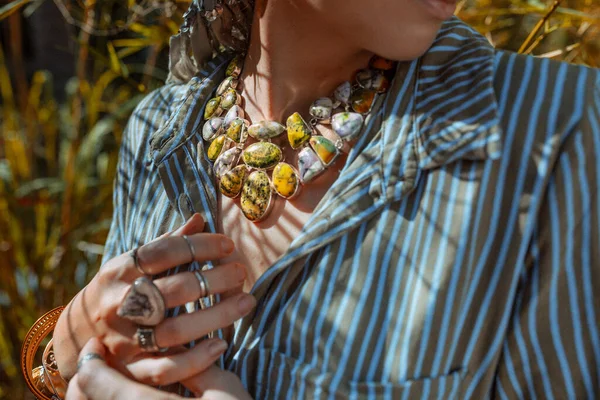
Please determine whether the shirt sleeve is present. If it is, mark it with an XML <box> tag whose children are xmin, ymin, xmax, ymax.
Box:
<box><xmin>492</xmin><ymin>77</ymin><xmax>600</xmax><ymax>399</ymax></box>
<box><xmin>100</xmin><ymin>85</ymin><xmax>180</xmax><ymax>266</ymax></box>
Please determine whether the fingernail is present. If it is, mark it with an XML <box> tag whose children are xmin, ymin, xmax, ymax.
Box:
<box><xmin>238</xmin><ymin>294</ymin><xmax>256</xmax><ymax>313</ymax></box>
<box><xmin>209</xmin><ymin>340</ymin><xmax>228</xmax><ymax>357</ymax></box>
<box><xmin>222</xmin><ymin>238</ymin><xmax>235</xmax><ymax>254</ymax></box>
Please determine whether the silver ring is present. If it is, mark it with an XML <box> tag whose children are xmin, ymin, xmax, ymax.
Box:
<box><xmin>182</xmin><ymin>235</ymin><xmax>196</xmax><ymax>264</ymax></box>
<box><xmin>136</xmin><ymin>327</ymin><xmax>165</xmax><ymax>353</ymax></box>
<box><xmin>131</xmin><ymin>247</ymin><xmax>146</xmax><ymax>275</ymax></box>
<box><xmin>77</xmin><ymin>353</ymin><xmax>104</xmax><ymax>371</ymax></box>
<box><xmin>194</xmin><ymin>270</ymin><xmax>210</xmax><ymax>298</ymax></box>
<box><xmin>117</xmin><ymin>277</ymin><xmax>166</xmax><ymax>326</ymax></box>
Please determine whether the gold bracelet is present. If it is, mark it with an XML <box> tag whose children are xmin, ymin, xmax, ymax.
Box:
<box><xmin>21</xmin><ymin>306</ymin><xmax>67</xmax><ymax>400</ymax></box>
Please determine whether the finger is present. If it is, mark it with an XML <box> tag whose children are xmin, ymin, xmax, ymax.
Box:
<box><xmin>154</xmin><ymin>263</ymin><xmax>246</xmax><ymax>308</ymax></box>
<box><xmin>155</xmin><ymin>293</ymin><xmax>256</xmax><ymax>348</ymax></box>
<box><xmin>66</xmin><ymin>375</ymin><xmax>89</xmax><ymax>400</ymax></box>
<box><xmin>153</xmin><ymin>213</ymin><xmax>205</xmax><ymax>242</ymax></box>
<box><xmin>126</xmin><ymin>338</ymin><xmax>228</xmax><ymax>386</ymax></box>
<box><xmin>101</xmin><ymin>214</ymin><xmax>208</xmax><ymax>280</ymax></box>
<box><xmin>136</xmin><ymin>233</ymin><xmax>236</xmax><ymax>275</ymax></box>
<box><xmin>76</xmin><ymin>339</ymin><xmax>183</xmax><ymax>400</ymax></box>
<box><xmin>77</xmin><ymin>336</ymin><xmax>107</xmax><ymax>368</ymax></box>
<box><xmin>182</xmin><ymin>365</ymin><xmax>252</xmax><ymax>399</ymax></box>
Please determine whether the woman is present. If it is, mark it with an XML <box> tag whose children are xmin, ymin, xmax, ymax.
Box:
<box><xmin>49</xmin><ymin>0</ymin><xmax>600</xmax><ymax>398</ymax></box>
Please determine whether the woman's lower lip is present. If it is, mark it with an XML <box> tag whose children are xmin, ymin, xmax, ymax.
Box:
<box><xmin>421</xmin><ymin>0</ymin><xmax>457</xmax><ymax>20</ymax></box>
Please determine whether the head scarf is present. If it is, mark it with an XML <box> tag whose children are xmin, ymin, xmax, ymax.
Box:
<box><xmin>167</xmin><ymin>0</ymin><xmax>254</xmax><ymax>83</ymax></box>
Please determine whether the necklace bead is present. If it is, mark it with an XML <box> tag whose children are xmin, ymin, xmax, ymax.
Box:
<box><xmin>214</xmin><ymin>147</ymin><xmax>241</xmax><ymax>179</ymax></box>
<box><xmin>309</xmin><ymin>136</ymin><xmax>339</xmax><ymax>166</ymax></box>
<box><xmin>331</xmin><ymin>112</ymin><xmax>364</xmax><ymax>141</ymax></box>
<box><xmin>220</xmin><ymin>165</ymin><xmax>248</xmax><ymax>198</ymax></box>
<box><xmin>204</xmin><ymin>97</ymin><xmax>223</xmax><ymax>120</ymax></box>
<box><xmin>242</xmin><ymin>142</ymin><xmax>283</xmax><ymax>170</ymax></box>
<box><xmin>272</xmin><ymin>162</ymin><xmax>300</xmax><ymax>199</ymax></box>
<box><xmin>247</xmin><ymin>121</ymin><xmax>286</xmax><ymax>140</ymax></box>
<box><xmin>286</xmin><ymin>112</ymin><xmax>313</xmax><ymax>149</ymax></box>
<box><xmin>350</xmin><ymin>89</ymin><xmax>376</xmax><ymax>114</ymax></box>
<box><xmin>204</xmin><ymin>53</ymin><xmax>395</xmax><ymax>222</ymax></box>
<box><xmin>225</xmin><ymin>118</ymin><xmax>248</xmax><ymax>143</ymax></box>
<box><xmin>241</xmin><ymin>170</ymin><xmax>273</xmax><ymax>222</ymax></box>
<box><xmin>309</xmin><ymin>97</ymin><xmax>334</xmax><ymax>122</ymax></box>
<box><xmin>216</xmin><ymin>76</ymin><xmax>239</xmax><ymax>96</ymax></box>
<box><xmin>224</xmin><ymin>105</ymin><xmax>245</xmax><ymax>126</ymax></box>
<box><xmin>207</xmin><ymin>135</ymin><xmax>229</xmax><ymax>161</ymax></box>
<box><xmin>334</xmin><ymin>81</ymin><xmax>352</xmax><ymax>105</ymax></box>
<box><xmin>221</xmin><ymin>88</ymin><xmax>241</xmax><ymax>110</ymax></box>
<box><xmin>202</xmin><ymin>117</ymin><xmax>224</xmax><ymax>141</ymax></box>
<box><xmin>298</xmin><ymin>147</ymin><xmax>325</xmax><ymax>184</ymax></box>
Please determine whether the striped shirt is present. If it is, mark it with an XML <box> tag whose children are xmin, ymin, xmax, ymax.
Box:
<box><xmin>101</xmin><ymin>17</ymin><xmax>600</xmax><ymax>399</ymax></box>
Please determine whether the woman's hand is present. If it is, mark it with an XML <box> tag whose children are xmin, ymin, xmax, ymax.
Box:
<box><xmin>66</xmin><ymin>338</ymin><xmax>252</xmax><ymax>400</ymax></box>
<box><xmin>54</xmin><ymin>214</ymin><xmax>255</xmax><ymax>381</ymax></box>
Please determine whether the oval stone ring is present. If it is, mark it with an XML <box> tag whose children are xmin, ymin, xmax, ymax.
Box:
<box><xmin>116</xmin><ymin>277</ymin><xmax>166</xmax><ymax>326</ymax></box>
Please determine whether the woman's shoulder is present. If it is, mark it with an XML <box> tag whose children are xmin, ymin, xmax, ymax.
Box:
<box><xmin>491</xmin><ymin>50</ymin><xmax>599</xmax><ymax>145</ymax></box>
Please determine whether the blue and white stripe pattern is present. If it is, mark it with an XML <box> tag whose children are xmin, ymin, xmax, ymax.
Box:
<box><xmin>102</xmin><ymin>17</ymin><xmax>600</xmax><ymax>399</ymax></box>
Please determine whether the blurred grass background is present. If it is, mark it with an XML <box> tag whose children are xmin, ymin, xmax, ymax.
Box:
<box><xmin>0</xmin><ymin>0</ymin><xmax>598</xmax><ymax>398</ymax></box>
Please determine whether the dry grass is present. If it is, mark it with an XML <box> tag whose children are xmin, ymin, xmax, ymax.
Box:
<box><xmin>0</xmin><ymin>0</ymin><xmax>598</xmax><ymax>398</ymax></box>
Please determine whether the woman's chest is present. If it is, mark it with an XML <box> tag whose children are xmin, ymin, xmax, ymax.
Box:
<box><xmin>216</xmin><ymin>157</ymin><xmax>346</xmax><ymax>289</ymax></box>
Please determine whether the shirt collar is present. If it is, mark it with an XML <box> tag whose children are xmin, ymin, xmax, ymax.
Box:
<box><xmin>411</xmin><ymin>17</ymin><xmax>503</xmax><ymax>170</ymax></box>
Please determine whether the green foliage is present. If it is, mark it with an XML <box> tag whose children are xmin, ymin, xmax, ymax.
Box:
<box><xmin>0</xmin><ymin>0</ymin><xmax>598</xmax><ymax>398</ymax></box>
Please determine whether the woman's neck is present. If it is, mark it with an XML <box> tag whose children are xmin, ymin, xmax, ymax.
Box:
<box><xmin>239</xmin><ymin>0</ymin><xmax>373</xmax><ymax>123</ymax></box>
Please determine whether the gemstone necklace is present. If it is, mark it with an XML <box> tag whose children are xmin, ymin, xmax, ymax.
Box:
<box><xmin>201</xmin><ymin>54</ymin><xmax>395</xmax><ymax>222</ymax></box>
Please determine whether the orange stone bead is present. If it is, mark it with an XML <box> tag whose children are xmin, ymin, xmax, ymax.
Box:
<box><xmin>370</xmin><ymin>55</ymin><xmax>395</xmax><ymax>71</ymax></box>
<box><xmin>350</xmin><ymin>89</ymin><xmax>376</xmax><ymax>115</ymax></box>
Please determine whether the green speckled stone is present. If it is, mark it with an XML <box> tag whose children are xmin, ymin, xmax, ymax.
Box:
<box><xmin>241</xmin><ymin>171</ymin><xmax>273</xmax><ymax>222</ymax></box>
<box><xmin>242</xmin><ymin>142</ymin><xmax>283</xmax><ymax>170</ymax></box>
<box><xmin>204</xmin><ymin>97</ymin><xmax>222</xmax><ymax>120</ymax></box>
<box><xmin>286</xmin><ymin>112</ymin><xmax>312</xmax><ymax>149</ymax></box>
<box><xmin>221</xmin><ymin>88</ymin><xmax>239</xmax><ymax>111</ymax></box>
<box><xmin>226</xmin><ymin>56</ymin><xmax>243</xmax><ymax>78</ymax></box>
<box><xmin>247</xmin><ymin>121</ymin><xmax>286</xmax><ymax>140</ymax></box>
<box><xmin>225</xmin><ymin>118</ymin><xmax>247</xmax><ymax>143</ymax></box>
<box><xmin>219</xmin><ymin>165</ymin><xmax>248</xmax><ymax>198</ymax></box>
<box><xmin>216</xmin><ymin>76</ymin><xmax>238</xmax><ymax>96</ymax></box>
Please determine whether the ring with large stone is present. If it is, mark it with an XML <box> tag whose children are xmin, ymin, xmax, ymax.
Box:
<box><xmin>131</xmin><ymin>247</ymin><xmax>147</xmax><ymax>276</ymax></box>
<box><xmin>136</xmin><ymin>326</ymin><xmax>165</xmax><ymax>353</ymax></box>
<box><xmin>194</xmin><ymin>270</ymin><xmax>210</xmax><ymax>298</ymax></box>
<box><xmin>117</xmin><ymin>277</ymin><xmax>166</xmax><ymax>326</ymax></box>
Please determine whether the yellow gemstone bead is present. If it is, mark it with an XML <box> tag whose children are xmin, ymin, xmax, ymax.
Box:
<box><xmin>204</xmin><ymin>97</ymin><xmax>222</xmax><ymax>120</ymax></box>
<box><xmin>226</xmin><ymin>118</ymin><xmax>247</xmax><ymax>143</ymax></box>
<box><xmin>220</xmin><ymin>165</ymin><xmax>248</xmax><ymax>198</ymax></box>
<box><xmin>272</xmin><ymin>162</ymin><xmax>299</xmax><ymax>199</ymax></box>
<box><xmin>207</xmin><ymin>135</ymin><xmax>226</xmax><ymax>162</ymax></box>
<box><xmin>286</xmin><ymin>112</ymin><xmax>312</xmax><ymax>149</ymax></box>
<box><xmin>241</xmin><ymin>171</ymin><xmax>273</xmax><ymax>222</ymax></box>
